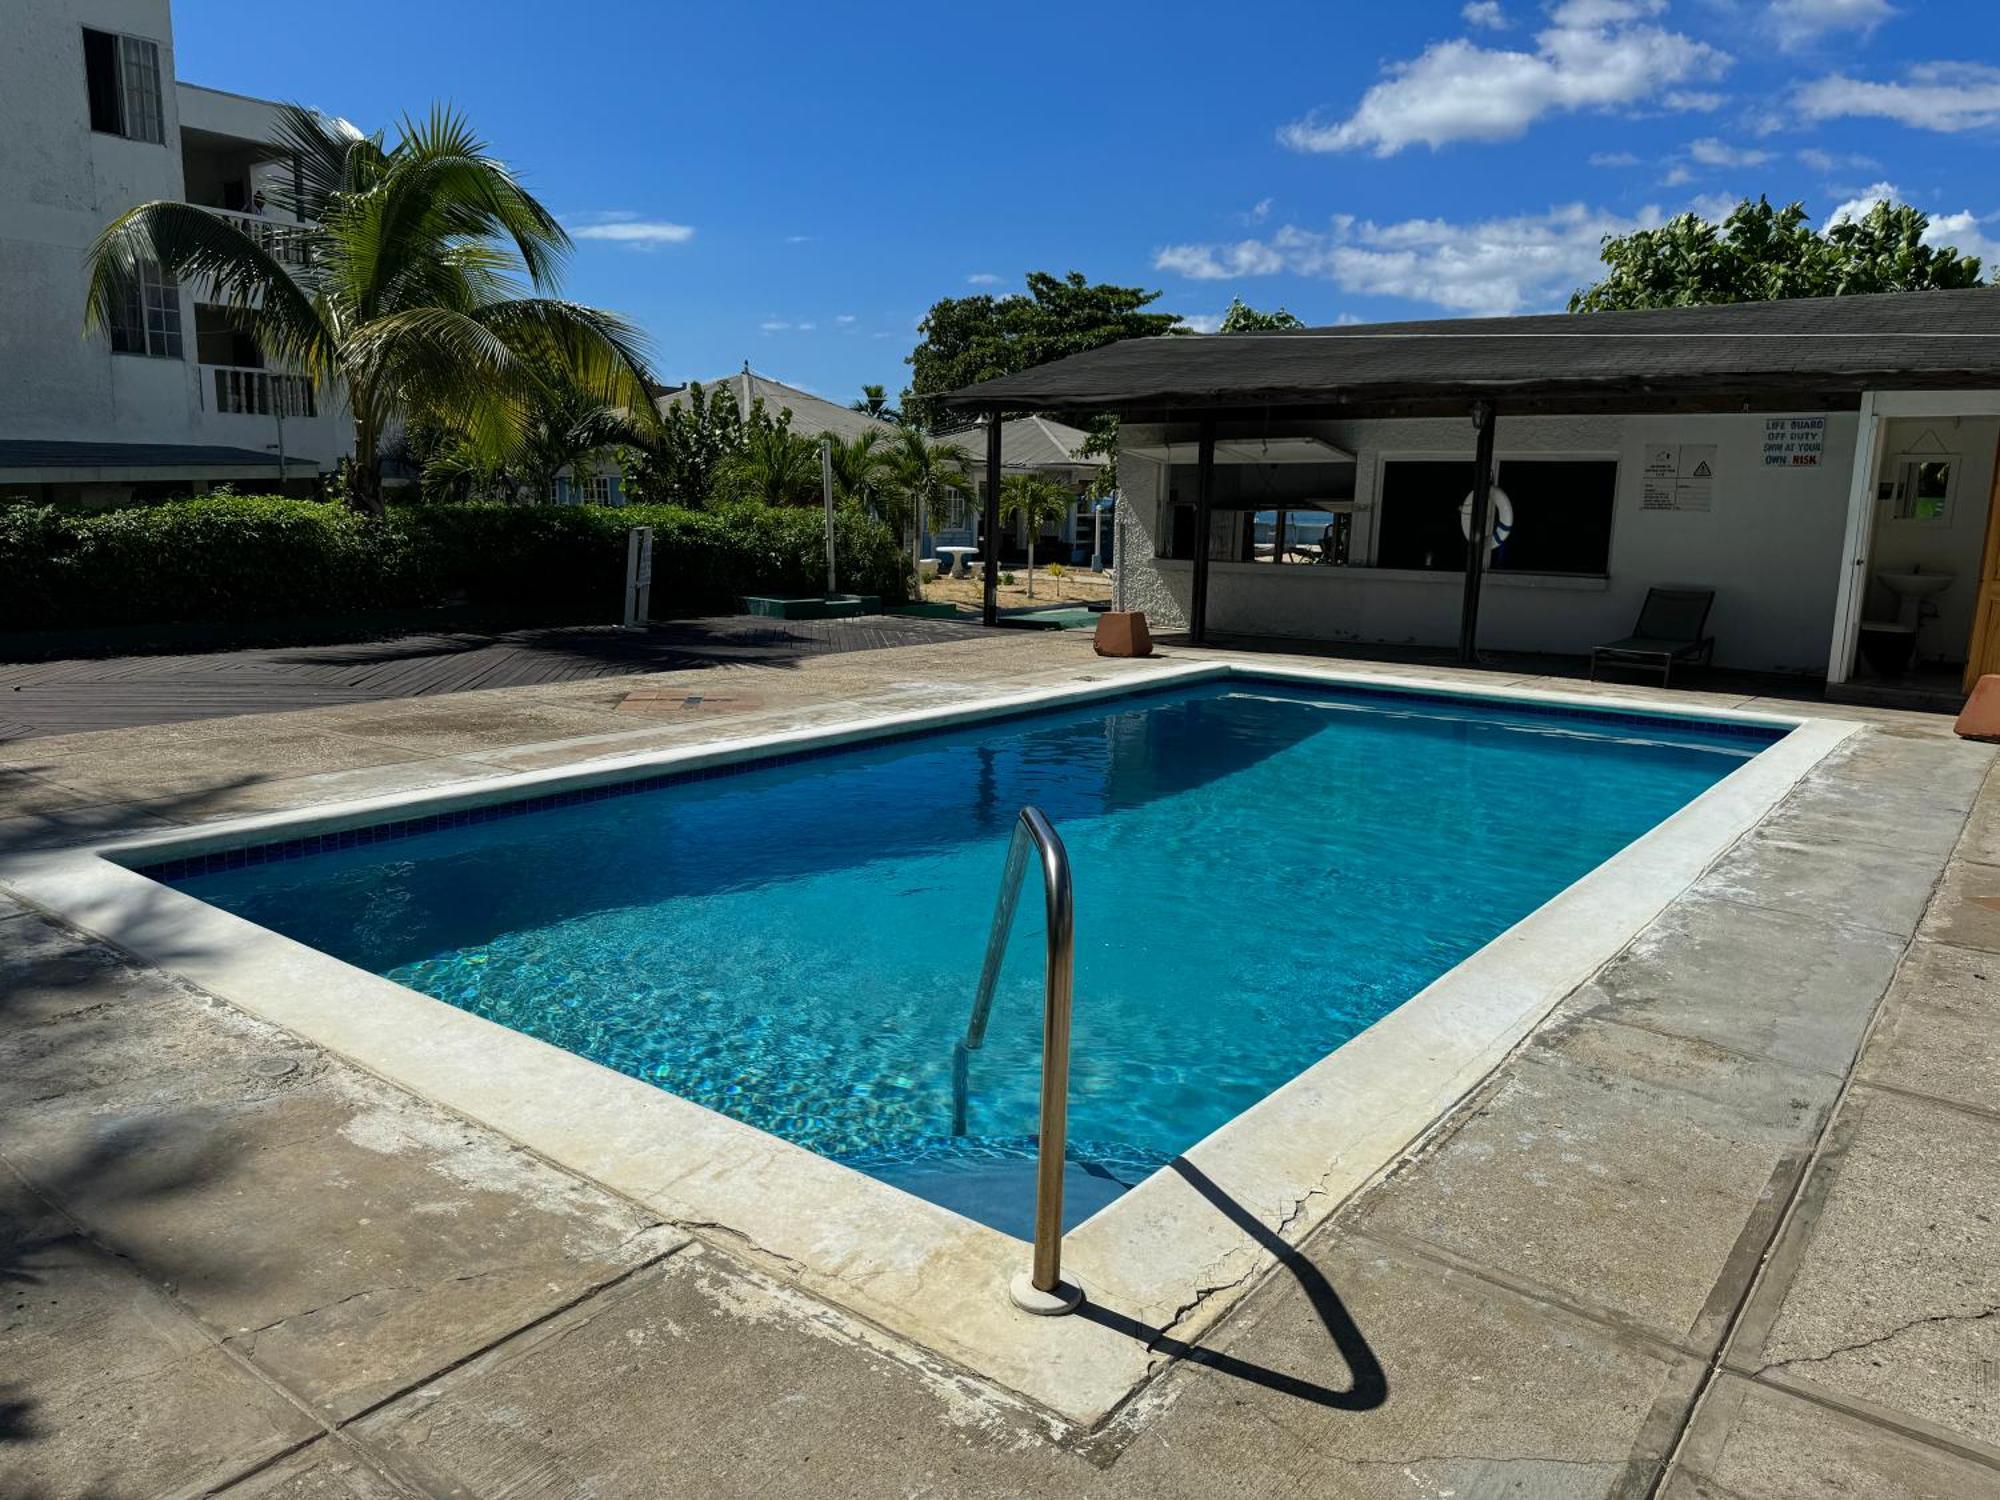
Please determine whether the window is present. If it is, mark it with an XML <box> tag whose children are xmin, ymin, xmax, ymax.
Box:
<box><xmin>1374</xmin><ymin>458</ymin><xmax>1617</xmax><ymax>576</ymax></box>
<box><xmin>582</xmin><ymin>474</ymin><xmax>613</xmax><ymax>506</ymax></box>
<box><xmin>109</xmin><ymin>261</ymin><xmax>183</xmax><ymax>358</ymax></box>
<box><xmin>83</xmin><ymin>29</ymin><xmax>165</xmax><ymax>144</ymax></box>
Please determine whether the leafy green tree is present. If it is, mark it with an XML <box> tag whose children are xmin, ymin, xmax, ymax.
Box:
<box><xmin>850</xmin><ymin>383</ymin><xmax>900</xmax><ymax>422</ymax></box>
<box><xmin>1217</xmin><ymin>298</ymin><xmax>1305</xmax><ymax>332</ymax></box>
<box><xmin>999</xmin><ymin>473</ymin><xmax>1074</xmax><ymax>598</ymax></box>
<box><xmin>1571</xmin><ymin>196</ymin><xmax>1986</xmax><ymax>311</ymax></box>
<box><xmin>827</xmin><ymin>429</ymin><xmax>893</xmax><ymax>510</ymax></box>
<box><xmin>904</xmin><ymin>271</ymin><xmax>1181</xmax><ymax>429</ymax></box>
<box><xmin>85</xmin><ymin>106</ymin><xmax>654</xmax><ymax>516</ymax></box>
<box><xmin>627</xmin><ymin>380</ymin><xmax>746</xmax><ymax>505</ymax></box>
<box><xmin>885</xmin><ymin>427</ymin><xmax>970</xmax><ymax>578</ymax></box>
<box><xmin>719</xmin><ymin>405</ymin><xmax>822</xmax><ymax>505</ymax></box>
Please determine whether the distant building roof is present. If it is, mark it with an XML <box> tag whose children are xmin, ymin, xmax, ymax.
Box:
<box><xmin>935</xmin><ymin>414</ymin><xmax>1103</xmax><ymax>472</ymax></box>
<box><xmin>939</xmin><ymin>288</ymin><xmax>2000</xmax><ymax>420</ymax></box>
<box><xmin>655</xmin><ymin>368</ymin><xmax>897</xmax><ymax>444</ymax></box>
<box><xmin>0</xmin><ymin>440</ymin><xmax>288</xmax><ymax>478</ymax></box>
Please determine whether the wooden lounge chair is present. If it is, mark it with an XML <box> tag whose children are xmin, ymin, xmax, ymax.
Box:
<box><xmin>1591</xmin><ymin>588</ymin><xmax>1716</xmax><ymax>686</ymax></box>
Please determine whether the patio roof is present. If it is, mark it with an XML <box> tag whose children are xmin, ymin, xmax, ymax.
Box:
<box><xmin>938</xmin><ymin>288</ymin><xmax>2000</xmax><ymax>420</ymax></box>
<box><xmin>934</xmin><ymin>414</ymin><xmax>1102</xmax><ymax>471</ymax></box>
<box><xmin>0</xmin><ymin>439</ymin><xmax>291</xmax><ymax>483</ymax></box>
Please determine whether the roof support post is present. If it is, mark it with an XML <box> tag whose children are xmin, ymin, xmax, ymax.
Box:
<box><xmin>1459</xmin><ymin>401</ymin><xmax>1497</xmax><ymax>664</ymax></box>
<box><xmin>983</xmin><ymin>409</ymin><xmax>1004</xmax><ymax>628</ymax></box>
<box><xmin>1189</xmin><ymin>416</ymin><xmax>1217</xmax><ymax>646</ymax></box>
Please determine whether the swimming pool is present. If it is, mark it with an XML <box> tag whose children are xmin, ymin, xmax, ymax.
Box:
<box><xmin>155</xmin><ymin>676</ymin><xmax>1783</xmax><ymax>1238</ymax></box>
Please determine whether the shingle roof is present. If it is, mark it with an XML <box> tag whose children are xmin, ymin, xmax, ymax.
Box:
<box><xmin>0</xmin><ymin>440</ymin><xmax>285</xmax><ymax>471</ymax></box>
<box><xmin>939</xmin><ymin>288</ymin><xmax>2000</xmax><ymax>417</ymax></box>
<box><xmin>655</xmin><ymin>369</ymin><xmax>898</xmax><ymax>444</ymax></box>
<box><xmin>934</xmin><ymin>415</ymin><xmax>1103</xmax><ymax>471</ymax></box>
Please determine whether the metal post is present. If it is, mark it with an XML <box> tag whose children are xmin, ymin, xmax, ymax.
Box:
<box><xmin>1459</xmin><ymin>401</ymin><xmax>1497</xmax><ymax>664</ymax></box>
<box><xmin>983</xmin><ymin>411</ymin><xmax>1003</xmax><ymax>627</ymax></box>
<box><xmin>820</xmin><ymin>436</ymin><xmax>836</xmax><ymax>596</ymax></box>
<box><xmin>1189</xmin><ymin>417</ymin><xmax>1217</xmax><ymax>645</ymax></box>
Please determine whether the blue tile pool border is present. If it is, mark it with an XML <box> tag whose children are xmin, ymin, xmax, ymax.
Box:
<box><xmin>128</xmin><ymin>672</ymin><xmax>1787</xmax><ymax>885</ymax></box>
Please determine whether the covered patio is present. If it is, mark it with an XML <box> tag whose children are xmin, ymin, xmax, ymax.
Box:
<box><xmin>943</xmin><ymin>289</ymin><xmax>2000</xmax><ymax>705</ymax></box>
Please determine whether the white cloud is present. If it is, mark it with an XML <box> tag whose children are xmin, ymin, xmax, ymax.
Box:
<box><xmin>1796</xmin><ymin>62</ymin><xmax>2000</xmax><ymax>132</ymax></box>
<box><xmin>835</xmin><ymin>314</ymin><xmax>857</xmax><ymax>325</ymax></box>
<box><xmin>1767</xmin><ymin>0</ymin><xmax>1894</xmax><ymax>51</ymax></box>
<box><xmin>568</xmin><ymin>217</ymin><xmax>695</xmax><ymax>249</ymax></box>
<box><xmin>1926</xmin><ymin>210</ymin><xmax>2000</xmax><ymax>270</ymax></box>
<box><xmin>759</xmin><ymin>318</ymin><xmax>819</xmax><ymax>333</ymax></box>
<box><xmin>1661</xmin><ymin>164</ymin><xmax>1696</xmax><ymax>186</ymax></box>
<box><xmin>1661</xmin><ymin>88</ymin><xmax>1727</xmax><ymax>111</ymax></box>
<box><xmin>965</xmin><ymin>272</ymin><xmax>1003</xmax><ymax>285</ymax></box>
<box><xmin>784</xmin><ymin>234</ymin><xmax>817</xmax><ymax>245</ymax></box>
<box><xmin>1589</xmin><ymin>150</ymin><xmax>1642</xmax><ymax>166</ymax></box>
<box><xmin>1154</xmin><ymin>202</ymin><xmax>1665</xmax><ymax>316</ymax></box>
<box><xmin>1244</xmin><ymin>196</ymin><xmax>1275</xmax><ymax>224</ymax></box>
<box><xmin>1153</xmin><ymin>240</ymin><xmax>1287</xmax><ymax>280</ymax></box>
<box><xmin>1177</xmin><ymin>313</ymin><xmax>1226</xmax><ymax>334</ymax></box>
<box><xmin>1462</xmin><ymin>1</ymin><xmax>1509</xmax><ymax>28</ymax></box>
<box><xmin>1687</xmin><ymin>136</ymin><xmax>1772</xmax><ymax>166</ymax></box>
<box><xmin>1279</xmin><ymin>0</ymin><xmax>1730</xmax><ymax>156</ymax></box>
<box><xmin>1797</xmin><ymin>146</ymin><xmax>1878</xmax><ymax>172</ymax></box>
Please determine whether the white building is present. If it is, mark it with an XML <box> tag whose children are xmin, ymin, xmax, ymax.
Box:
<box><xmin>942</xmin><ymin>289</ymin><xmax>2000</xmax><ymax>706</ymax></box>
<box><xmin>0</xmin><ymin>0</ymin><xmax>350</xmax><ymax>508</ymax></box>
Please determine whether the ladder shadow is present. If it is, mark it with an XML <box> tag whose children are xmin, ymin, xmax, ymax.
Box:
<box><xmin>1074</xmin><ymin>1157</ymin><xmax>1388</xmax><ymax>1412</ymax></box>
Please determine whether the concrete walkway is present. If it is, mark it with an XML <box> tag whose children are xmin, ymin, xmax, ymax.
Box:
<box><xmin>3</xmin><ymin>632</ymin><xmax>1998</xmax><ymax>1497</ymax></box>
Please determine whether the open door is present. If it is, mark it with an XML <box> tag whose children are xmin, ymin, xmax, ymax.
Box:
<box><xmin>1961</xmin><ymin>431</ymin><xmax>2000</xmax><ymax>693</ymax></box>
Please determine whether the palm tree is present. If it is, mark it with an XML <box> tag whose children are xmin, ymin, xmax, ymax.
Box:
<box><xmin>508</xmin><ymin>364</ymin><xmax>651</xmax><ymax>503</ymax></box>
<box><xmin>723</xmin><ymin>419</ymin><xmax>822</xmax><ymax>505</ymax></box>
<box><xmin>887</xmin><ymin>428</ymin><xmax>970</xmax><ymax>584</ymax></box>
<box><xmin>827</xmin><ymin>429</ymin><xmax>893</xmax><ymax>511</ymax></box>
<box><xmin>850</xmin><ymin>383</ymin><xmax>898</xmax><ymax>422</ymax></box>
<box><xmin>999</xmin><ymin>473</ymin><xmax>1073</xmax><ymax>599</ymax></box>
<box><xmin>84</xmin><ymin>105</ymin><xmax>654</xmax><ymax>515</ymax></box>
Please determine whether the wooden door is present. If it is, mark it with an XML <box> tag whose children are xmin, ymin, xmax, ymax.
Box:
<box><xmin>1961</xmin><ymin>432</ymin><xmax>2000</xmax><ymax>693</ymax></box>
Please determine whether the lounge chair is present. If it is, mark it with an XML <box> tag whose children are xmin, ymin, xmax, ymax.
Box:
<box><xmin>1591</xmin><ymin>588</ymin><xmax>1716</xmax><ymax>686</ymax></box>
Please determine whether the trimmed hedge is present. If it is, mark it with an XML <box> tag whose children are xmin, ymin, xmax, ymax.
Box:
<box><xmin>0</xmin><ymin>496</ymin><xmax>911</xmax><ymax>632</ymax></box>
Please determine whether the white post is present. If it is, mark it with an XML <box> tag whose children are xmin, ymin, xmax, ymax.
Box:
<box><xmin>1091</xmin><ymin>502</ymin><xmax>1103</xmax><ymax>571</ymax></box>
<box><xmin>624</xmin><ymin>526</ymin><xmax>653</xmax><ymax>628</ymax></box>
<box><xmin>820</xmin><ymin>436</ymin><xmax>837</xmax><ymax>597</ymax></box>
<box><xmin>1826</xmin><ymin>393</ymin><xmax>1884</xmax><ymax>685</ymax></box>
<box><xmin>1111</xmin><ymin>489</ymin><xmax>1126</xmax><ymax>612</ymax></box>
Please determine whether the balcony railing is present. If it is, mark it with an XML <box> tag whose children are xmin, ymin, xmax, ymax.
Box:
<box><xmin>206</xmin><ymin>364</ymin><xmax>317</xmax><ymax>418</ymax></box>
<box><xmin>209</xmin><ymin>207</ymin><xmax>313</xmax><ymax>269</ymax></box>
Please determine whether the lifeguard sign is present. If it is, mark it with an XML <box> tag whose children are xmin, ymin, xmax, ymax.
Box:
<box><xmin>623</xmin><ymin>526</ymin><xmax>653</xmax><ymax>628</ymax></box>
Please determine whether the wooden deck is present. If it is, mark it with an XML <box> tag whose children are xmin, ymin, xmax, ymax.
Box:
<box><xmin>0</xmin><ymin>614</ymin><xmax>984</xmax><ymax>740</ymax></box>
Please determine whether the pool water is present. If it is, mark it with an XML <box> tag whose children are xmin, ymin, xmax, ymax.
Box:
<box><xmin>163</xmin><ymin>679</ymin><xmax>1780</xmax><ymax>1237</ymax></box>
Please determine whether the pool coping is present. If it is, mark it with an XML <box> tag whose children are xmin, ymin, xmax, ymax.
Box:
<box><xmin>0</xmin><ymin>660</ymin><xmax>1857</xmax><ymax>1426</ymax></box>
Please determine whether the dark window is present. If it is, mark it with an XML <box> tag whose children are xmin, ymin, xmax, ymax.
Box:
<box><xmin>1165</xmin><ymin>500</ymin><xmax>1196</xmax><ymax>560</ymax></box>
<box><xmin>108</xmin><ymin>261</ymin><xmax>183</xmax><ymax>359</ymax></box>
<box><xmin>83</xmin><ymin>28</ymin><xmax>122</xmax><ymax>134</ymax></box>
<box><xmin>1375</xmin><ymin>458</ymin><xmax>1616</xmax><ymax>575</ymax></box>
<box><xmin>82</xmin><ymin>28</ymin><xmax>163</xmax><ymax>143</ymax></box>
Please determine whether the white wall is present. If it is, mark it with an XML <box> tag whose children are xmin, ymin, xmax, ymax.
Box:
<box><xmin>1120</xmin><ymin>410</ymin><xmax>1861</xmax><ymax>676</ymax></box>
<box><xmin>1863</xmin><ymin>416</ymin><xmax>2000</xmax><ymax>665</ymax></box>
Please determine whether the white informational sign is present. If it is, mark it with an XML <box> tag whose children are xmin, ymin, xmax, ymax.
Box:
<box><xmin>1640</xmin><ymin>444</ymin><xmax>1716</xmax><ymax>512</ymax></box>
<box><xmin>1763</xmin><ymin>416</ymin><xmax>1826</xmax><ymax>468</ymax></box>
<box><xmin>623</xmin><ymin>526</ymin><xmax>653</xmax><ymax>628</ymax></box>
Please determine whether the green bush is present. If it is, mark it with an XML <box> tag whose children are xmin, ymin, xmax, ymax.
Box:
<box><xmin>0</xmin><ymin>495</ymin><xmax>910</xmax><ymax>633</ymax></box>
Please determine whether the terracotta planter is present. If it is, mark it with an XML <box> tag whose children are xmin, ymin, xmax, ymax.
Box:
<box><xmin>1093</xmin><ymin>611</ymin><xmax>1153</xmax><ymax>658</ymax></box>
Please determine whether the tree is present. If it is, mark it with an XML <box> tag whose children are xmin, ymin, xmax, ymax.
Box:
<box><xmin>505</xmin><ymin>361</ymin><xmax>653</xmax><ymax>503</ymax></box>
<box><xmin>1570</xmin><ymin>196</ymin><xmax>1986</xmax><ymax>311</ymax></box>
<box><xmin>84</xmin><ymin>105</ymin><xmax>654</xmax><ymax>515</ymax></box>
<box><xmin>851</xmin><ymin>383</ymin><xmax>900</xmax><ymax>422</ymax></box>
<box><xmin>719</xmin><ymin>405</ymin><xmax>822</xmax><ymax>505</ymax></box>
<box><xmin>998</xmin><ymin>473</ymin><xmax>1073</xmax><ymax>598</ymax></box>
<box><xmin>885</xmin><ymin>427</ymin><xmax>970</xmax><ymax>580</ymax></box>
<box><xmin>626</xmin><ymin>380</ymin><xmax>747</xmax><ymax>505</ymax></box>
<box><xmin>1217</xmin><ymin>298</ymin><xmax>1305</xmax><ymax>332</ymax></box>
<box><xmin>904</xmin><ymin>271</ymin><xmax>1181</xmax><ymax>429</ymax></box>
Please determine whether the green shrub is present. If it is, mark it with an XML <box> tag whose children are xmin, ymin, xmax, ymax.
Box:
<box><xmin>0</xmin><ymin>495</ymin><xmax>910</xmax><ymax>632</ymax></box>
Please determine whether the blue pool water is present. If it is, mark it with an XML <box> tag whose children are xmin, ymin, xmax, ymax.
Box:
<box><xmin>161</xmin><ymin>679</ymin><xmax>1781</xmax><ymax>1237</ymax></box>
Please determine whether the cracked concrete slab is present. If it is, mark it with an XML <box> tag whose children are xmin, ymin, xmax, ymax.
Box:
<box><xmin>0</xmin><ymin>1183</ymin><xmax>320</xmax><ymax>1500</ymax></box>
<box><xmin>1352</xmin><ymin>1023</ymin><xmax>1822</xmax><ymax>1352</ymax></box>
<box><xmin>1569</xmin><ymin>894</ymin><xmax>1905</xmax><ymax>1078</ymax></box>
<box><xmin>1757</xmin><ymin>767</ymin><xmax>1974</xmax><ymax>857</ymax></box>
<box><xmin>1919</xmin><ymin>859</ymin><xmax>2000</xmax><ymax>953</ymax></box>
<box><xmin>1858</xmin><ymin>939</ymin><xmax>2000</xmax><ymax>1118</ymax></box>
<box><xmin>1695</xmin><ymin>831</ymin><xmax>1947</xmax><ymax>938</ymax></box>
<box><xmin>0</xmin><ymin>923</ymin><xmax>685</xmax><ymax>1423</ymax></box>
<box><xmin>1663</xmin><ymin>1374</ymin><xmax>2000</xmax><ymax>1498</ymax></box>
<box><xmin>1730</xmin><ymin>1087</ymin><xmax>2000</xmax><ymax>1449</ymax></box>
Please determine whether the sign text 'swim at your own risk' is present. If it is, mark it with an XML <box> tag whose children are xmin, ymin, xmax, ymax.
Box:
<box><xmin>1763</xmin><ymin>417</ymin><xmax>1826</xmax><ymax>467</ymax></box>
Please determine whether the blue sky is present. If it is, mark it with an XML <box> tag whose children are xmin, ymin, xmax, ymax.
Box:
<box><xmin>174</xmin><ymin>0</ymin><xmax>1999</xmax><ymax>403</ymax></box>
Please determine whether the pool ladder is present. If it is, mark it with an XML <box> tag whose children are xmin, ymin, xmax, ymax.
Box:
<box><xmin>953</xmin><ymin>805</ymin><xmax>1082</xmax><ymax>1315</ymax></box>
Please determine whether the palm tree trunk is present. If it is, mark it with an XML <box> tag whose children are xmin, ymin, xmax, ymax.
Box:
<box><xmin>348</xmin><ymin>390</ymin><xmax>386</xmax><ymax>518</ymax></box>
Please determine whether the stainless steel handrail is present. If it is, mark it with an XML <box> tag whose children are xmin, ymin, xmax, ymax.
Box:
<box><xmin>953</xmin><ymin>805</ymin><xmax>1080</xmax><ymax>1314</ymax></box>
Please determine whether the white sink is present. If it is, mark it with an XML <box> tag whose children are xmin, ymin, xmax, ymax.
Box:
<box><xmin>1876</xmin><ymin>570</ymin><xmax>1954</xmax><ymax>600</ymax></box>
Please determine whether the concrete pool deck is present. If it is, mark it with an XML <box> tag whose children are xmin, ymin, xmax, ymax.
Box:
<box><xmin>4</xmin><ymin>630</ymin><xmax>1999</xmax><ymax>1496</ymax></box>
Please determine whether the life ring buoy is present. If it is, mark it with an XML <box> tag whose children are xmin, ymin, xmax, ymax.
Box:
<box><xmin>1459</xmin><ymin>484</ymin><xmax>1514</xmax><ymax>551</ymax></box>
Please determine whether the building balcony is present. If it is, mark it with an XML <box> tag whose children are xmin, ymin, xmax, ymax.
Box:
<box><xmin>208</xmin><ymin>207</ymin><xmax>313</xmax><ymax>269</ymax></box>
<box><xmin>204</xmin><ymin>364</ymin><xmax>317</xmax><ymax>419</ymax></box>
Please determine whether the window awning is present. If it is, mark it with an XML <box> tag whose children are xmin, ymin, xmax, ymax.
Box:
<box><xmin>1123</xmin><ymin>435</ymin><xmax>1354</xmax><ymax>466</ymax></box>
<box><xmin>0</xmin><ymin>439</ymin><xmax>300</xmax><ymax>484</ymax></box>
